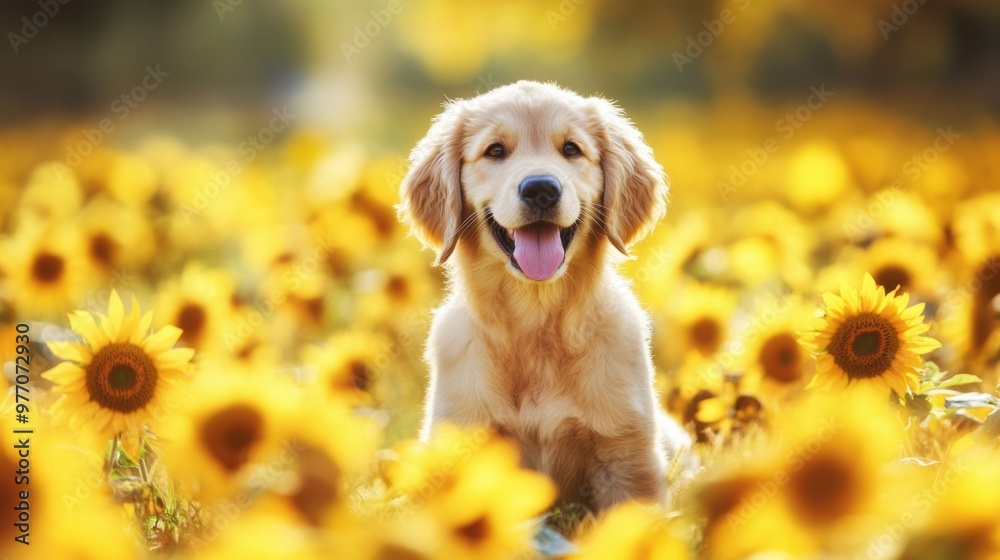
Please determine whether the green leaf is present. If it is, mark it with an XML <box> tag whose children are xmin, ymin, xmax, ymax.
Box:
<box><xmin>934</xmin><ymin>373</ymin><xmax>982</xmax><ymax>389</ymax></box>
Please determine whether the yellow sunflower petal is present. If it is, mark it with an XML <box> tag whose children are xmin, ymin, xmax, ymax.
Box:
<box><xmin>47</xmin><ymin>341</ymin><xmax>92</xmax><ymax>363</ymax></box>
<box><xmin>69</xmin><ymin>311</ymin><xmax>109</xmax><ymax>348</ymax></box>
<box><xmin>43</xmin><ymin>361</ymin><xmax>85</xmax><ymax>385</ymax></box>
<box><xmin>143</xmin><ymin>325</ymin><xmax>184</xmax><ymax>354</ymax></box>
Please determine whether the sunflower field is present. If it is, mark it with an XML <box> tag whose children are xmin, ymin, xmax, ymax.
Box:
<box><xmin>2</xmin><ymin>1</ymin><xmax>1000</xmax><ymax>559</ymax></box>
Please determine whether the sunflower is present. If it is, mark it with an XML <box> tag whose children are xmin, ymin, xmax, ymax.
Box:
<box><xmin>273</xmin><ymin>398</ymin><xmax>380</xmax><ymax>526</ymax></box>
<box><xmin>3</xmin><ymin>220</ymin><xmax>92</xmax><ymax>319</ymax></box>
<box><xmin>895</xmin><ymin>449</ymin><xmax>1000</xmax><ymax>560</ymax></box>
<box><xmin>382</xmin><ymin>424</ymin><xmax>556</xmax><ymax>559</ymax></box>
<box><xmin>1</xmin><ymin>415</ymin><xmax>141</xmax><ymax>560</ymax></box>
<box><xmin>154</xmin><ymin>263</ymin><xmax>237</xmax><ymax>352</ymax></box>
<box><xmin>77</xmin><ymin>196</ymin><xmax>157</xmax><ymax>273</ymax></box>
<box><xmin>157</xmin><ymin>370</ymin><xmax>298</xmax><ymax>502</ymax></box>
<box><xmin>658</xmin><ymin>283</ymin><xmax>738</xmax><ymax>365</ymax></box>
<box><xmin>741</xmin><ymin>296</ymin><xmax>815</xmax><ymax>399</ymax></box>
<box><xmin>302</xmin><ymin>329</ymin><xmax>387</xmax><ymax>403</ymax></box>
<box><xmin>42</xmin><ymin>290</ymin><xmax>194</xmax><ymax>453</ymax></box>
<box><xmin>572</xmin><ymin>502</ymin><xmax>690</xmax><ymax>560</ymax></box>
<box><xmin>799</xmin><ymin>273</ymin><xmax>941</xmax><ymax>398</ymax></box>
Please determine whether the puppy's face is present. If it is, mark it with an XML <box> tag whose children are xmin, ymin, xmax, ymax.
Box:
<box><xmin>399</xmin><ymin>81</ymin><xmax>667</xmax><ymax>282</ymax></box>
<box><xmin>460</xmin><ymin>93</ymin><xmax>603</xmax><ymax>281</ymax></box>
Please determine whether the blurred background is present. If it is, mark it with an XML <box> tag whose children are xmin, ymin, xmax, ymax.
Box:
<box><xmin>2</xmin><ymin>0</ymin><xmax>1000</xmax><ymax>440</ymax></box>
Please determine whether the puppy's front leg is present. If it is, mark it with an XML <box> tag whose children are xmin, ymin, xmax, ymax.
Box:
<box><xmin>587</xmin><ymin>430</ymin><xmax>667</xmax><ymax>510</ymax></box>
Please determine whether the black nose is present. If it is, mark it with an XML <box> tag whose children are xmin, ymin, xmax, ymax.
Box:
<box><xmin>518</xmin><ymin>176</ymin><xmax>562</xmax><ymax>210</ymax></box>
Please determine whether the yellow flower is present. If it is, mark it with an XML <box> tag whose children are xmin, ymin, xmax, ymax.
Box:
<box><xmin>572</xmin><ymin>502</ymin><xmax>690</xmax><ymax>560</ymax></box>
<box><xmin>77</xmin><ymin>196</ymin><xmax>157</xmax><ymax>273</ymax></box>
<box><xmin>302</xmin><ymin>329</ymin><xmax>386</xmax><ymax>403</ymax></box>
<box><xmin>3</xmin><ymin>220</ymin><xmax>91</xmax><ymax>319</ymax></box>
<box><xmin>658</xmin><ymin>283</ymin><xmax>738</xmax><ymax>364</ymax></box>
<box><xmin>157</xmin><ymin>370</ymin><xmax>298</xmax><ymax>502</ymax></box>
<box><xmin>800</xmin><ymin>273</ymin><xmax>941</xmax><ymax>398</ymax></box>
<box><xmin>154</xmin><ymin>263</ymin><xmax>237</xmax><ymax>352</ymax></box>
<box><xmin>863</xmin><ymin>237</ymin><xmax>940</xmax><ymax>298</ymax></box>
<box><xmin>383</xmin><ymin>424</ymin><xmax>556</xmax><ymax>559</ymax></box>
<box><xmin>0</xmin><ymin>416</ymin><xmax>141</xmax><ymax>560</ymax></box>
<box><xmin>42</xmin><ymin>290</ymin><xmax>194</xmax><ymax>453</ymax></box>
<box><xmin>741</xmin><ymin>296</ymin><xmax>815</xmax><ymax>399</ymax></box>
<box><xmin>895</xmin><ymin>449</ymin><xmax>1000</xmax><ymax>560</ymax></box>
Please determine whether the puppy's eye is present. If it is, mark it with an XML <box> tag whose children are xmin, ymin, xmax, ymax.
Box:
<box><xmin>485</xmin><ymin>143</ymin><xmax>506</xmax><ymax>158</ymax></box>
<box><xmin>563</xmin><ymin>142</ymin><xmax>582</xmax><ymax>157</ymax></box>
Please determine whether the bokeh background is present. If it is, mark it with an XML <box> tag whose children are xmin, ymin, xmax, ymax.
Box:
<box><xmin>3</xmin><ymin>1</ymin><xmax>1000</xmax><ymax>558</ymax></box>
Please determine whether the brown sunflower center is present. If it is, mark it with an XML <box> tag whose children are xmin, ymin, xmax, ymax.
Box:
<box><xmin>971</xmin><ymin>255</ymin><xmax>1000</xmax><ymax>351</ymax></box>
<box><xmin>85</xmin><ymin>343</ymin><xmax>158</xmax><ymax>413</ymax></box>
<box><xmin>828</xmin><ymin>312</ymin><xmax>899</xmax><ymax>380</ymax></box>
<box><xmin>89</xmin><ymin>233</ymin><xmax>117</xmax><ymax>267</ymax></box>
<box><xmin>32</xmin><ymin>252</ymin><xmax>65</xmax><ymax>284</ymax></box>
<box><xmin>199</xmin><ymin>404</ymin><xmax>264</xmax><ymax>472</ymax></box>
<box><xmin>386</xmin><ymin>275</ymin><xmax>409</xmax><ymax>299</ymax></box>
<box><xmin>787</xmin><ymin>452</ymin><xmax>859</xmax><ymax>524</ymax></box>
<box><xmin>289</xmin><ymin>445</ymin><xmax>341</xmax><ymax>526</ymax></box>
<box><xmin>176</xmin><ymin>303</ymin><xmax>206</xmax><ymax>346</ymax></box>
<box><xmin>346</xmin><ymin>360</ymin><xmax>372</xmax><ymax>391</ymax></box>
<box><xmin>689</xmin><ymin>317</ymin><xmax>722</xmax><ymax>355</ymax></box>
<box><xmin>873</xmin><ymin>264</ymin><xmax>911</xmax><ymax>292</ymax></box>
<box><xmin>454</xmin><ymin>515</ymin><xmax>490</xmax><ymax>545</ymax></box>
<box><xmin>759</xmin><ymin>333</ymin><xmax>802</xmax><ymax>384</ymax></box>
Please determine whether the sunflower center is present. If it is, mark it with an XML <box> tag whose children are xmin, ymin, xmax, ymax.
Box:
<box><xmin>852</xmin><ymin>331</ymin><xmax>882</xmax><ymax>357</ymax></box>
<box><xmin>454</xmin><ymin>515</ymin><xmax>490</xmax><ymax>545</ymax></box>
<box><xmin>176</xmin><ymin>303</ymin><xmax>206</xmax><ymax>346</ymax></box>
<box><xmin>89</xmin><ymin>233</ymin><xmax>117</xmax><ymax>267</ymax></box>
<box><xmin>689</xmin><ymin>317</ymin><xmax>722</xmax><ymax>355</ymax></box>
<box><xmin>289</xmin><ymin>445</ymin><xmax>341</xmax><ymax>526</ymax></box>
<box><xmin>386</xmin><ymin>275</ymin><xmax>409</xmax><ymax>300</ymax></box>
<box><xmin>347</xmin><ymin>360</ymin><xmax>372</xmax><ymax>391</ymax></box>
<box><xmin>971</xmin><ymin>255</ymin><xmax>1000</xmax><ymax>351</ymax></box>
<box><xmin>828</xmin><ymin>312</ymin><xmax>899</xmax><ymax>380</ymax></box>
<box><xmin>31</xmin><ymin>252</ymin><xmax>65</xmax><ymax>284</ymax></box>
<box><xmin>787</xmin><ymin>453</ymin><xmax>859</xmax><ymax>524</ymax></box>
<box><xmin>108</xmin><ymin>364</ymin><xmax>137</xmax><ymax>390</ymax></box>
<box><xmin>873</xmin><ymin>265</ymin><xmax>910</xmax><ymax>292</ymax></box>
<box><xmin>85</xmin><ymin>343</ymin><xmax>158</xmax><ymax>413</ymax></box>
<box><xmin>760</xmin><ymin>333</ymin><xmax>802</xmax><ymax>384</ymax></box>
<box><xmin>199</xmin><ymin>404</ymin><xmax>264</xmax><ymax>472</ymax></box>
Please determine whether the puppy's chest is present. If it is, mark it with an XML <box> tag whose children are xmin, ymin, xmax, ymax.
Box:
<box><xmin>482</xmin><ymin>327</ymin><xmax>592</xmax><ymax>428</ymax></box>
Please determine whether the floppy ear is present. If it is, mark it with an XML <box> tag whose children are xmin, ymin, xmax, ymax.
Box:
<box><xmin>397</xmin><ymin>102</ymin><xmax>465</xmax><ymax>265</ymax></box>
<box><xmin>591</xmin><ymin>98</ymin><xmax>668</xmax><ymax>256</ymax></box>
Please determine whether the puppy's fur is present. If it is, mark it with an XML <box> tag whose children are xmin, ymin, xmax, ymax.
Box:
<box><xmin>399</xmin><ymin>81</ymin><xmax>690</xmax><ymax>512</ymax></box>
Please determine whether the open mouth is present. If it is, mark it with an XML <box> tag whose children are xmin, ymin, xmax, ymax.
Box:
<box><xmin>485</xmin><ymin>209</ymin><xmax>578</xmax><ymax>281</ymax></box>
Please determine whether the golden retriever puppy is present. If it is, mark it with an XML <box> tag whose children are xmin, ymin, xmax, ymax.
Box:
<box><xmin>398</xmin><ymin>80</ymin><xmax>691</xmax><ymax>512</ymax></box>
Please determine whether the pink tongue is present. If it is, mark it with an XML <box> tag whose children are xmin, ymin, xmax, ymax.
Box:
<box><xmin>512</xmin><ymin>223</ymin><xmax>564</xmax><ymax>281</ymax></box>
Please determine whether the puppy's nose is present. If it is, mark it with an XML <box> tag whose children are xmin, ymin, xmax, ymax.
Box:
<box><xmin>518</xmin><ymin>176</ymin><xmax>562</xmax><ymax>210</ymax></box>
